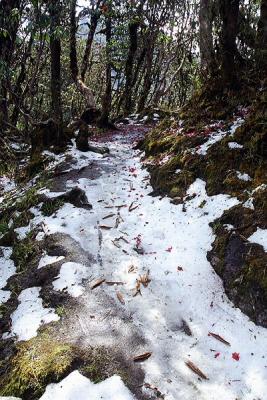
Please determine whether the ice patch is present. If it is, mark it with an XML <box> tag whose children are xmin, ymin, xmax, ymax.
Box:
<box><xmin>53</xmin><ymin>262</ymin><xmax>91</xmax><ymax>297</ymax></box>
<box><xmin>40</xmin><ymin>370</ymin><xmax>134</xmax><ymax>400</ymax></box>
<box><xmin>248</xmin><ymin>228</ymin><xmax>267</xmax><ymax>252</ymax></box>
<box><xmin>5</xmin><ymin>287</ymin><xmax>59</xmax><ymax>341</ymax></box>
<box><xmin>0</xmin><ymin>248</ymin><xmax>16</xmax><ymax>304</ymax></box>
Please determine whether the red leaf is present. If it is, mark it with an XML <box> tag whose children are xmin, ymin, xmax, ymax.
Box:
<box><xmin>129</xmin><ymin>167</ymin><xmax>136</xmax><ymax>173</ymax></box>
<box><xmin>166</xmin><ymin>246</ymin><xmax>173</xmax><ymax>253</ymax></box>
<box><xmin>214</xmin><ymin>353</ymin><xmax>220</xmax><ymax>358</ymax></box>
<box><xmin>232</xmin><ymin>352</ymin><xmax>240</xmax><ymax>361</ymax></box>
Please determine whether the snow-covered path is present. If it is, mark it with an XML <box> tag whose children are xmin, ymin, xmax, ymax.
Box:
<box><xmin>2</xmin><ymin>130</ymin><xmax>267</xmax><ymax>399</ymax></box>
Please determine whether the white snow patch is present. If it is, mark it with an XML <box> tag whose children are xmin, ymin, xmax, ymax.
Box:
<box><xmin>252</xmin><ymin>184</ymin><xmax>267</xmax><ymax>193</ymax></box>
<box><xmin>175</xmin><ymin>168</ymin><xmax>182</xmax><ymax>174</ymax></box>
<box><xmin>243</xmin><ymin>198</ymin><xmax>254</xmax><ymax>210</ymax></box>
<box><xmin>0</xmin><ymin>176</ymin><xmax>16</xmax><ymax>193</ymax></box>
<box><xmin>5</xmin><ymin>287</ymin><xmax>59</xmax><ymax>341</ymax></box>
<box><xmin>53</xmin><ymin>262</ymin><xmax>91</xmax><ymax>297</ymax></box>
<box><xmin>228</xmin><ymin>142</ymin><xmax>243</xmax><ymax>149</ymax></box>
<box><xmin>5</xmin><ymin>133</ymin><xmax>267</xmax><ymax>399</ymax></box>
<box><xmin>248</xmin><ymin>228</ymin><xmax>267</xmax><ymax>252</ymax></box>
<box><xmin>0</xmin><ymin>248</ymin><xmax>16</xmax><ymax>304</ymax></box>
<box><xmin>236</xmin><ymin>171</ymin><xmax>252</xmax><ymax>181</ymax></box>
<box><xmin>38</xmin><ymin>253</ymin><xmax>65</xmax><ymax>269</ymax></box>
<box><xmin>40</xmin><ymin>371</ymin><xmax>134</xmax><ymax>400</ymax></box>
<box><xmin>223</xmin><ymin>224</ymin><xmax>234</xmax><ymax>231</ymax></box>
<box><xmin>196</xmin><ymin>118</ymin><xmax>244</xmax><ymax>156</ymax></box>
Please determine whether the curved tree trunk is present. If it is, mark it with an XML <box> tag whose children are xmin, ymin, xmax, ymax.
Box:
<box><xmin>70</xmin><ymin>0</ymin><xmax>96</xmax><ymax>109</ymax></box>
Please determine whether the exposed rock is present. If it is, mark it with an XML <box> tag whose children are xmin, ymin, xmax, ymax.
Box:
<box><xmin>40</xmin><ymin>187</ymin><xmax>92</xmax><ymax>211</ymax></box>
<box><xmin>76</xmin><ymin>127</ymin><xmax>90</xmax><ymax>152</ymax></box>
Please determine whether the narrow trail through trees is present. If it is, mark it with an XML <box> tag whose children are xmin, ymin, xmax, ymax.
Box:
<box><xmin>2</xmin><ymin>126</ymin><xmax>267</xmax><ymax>400</ymax></box>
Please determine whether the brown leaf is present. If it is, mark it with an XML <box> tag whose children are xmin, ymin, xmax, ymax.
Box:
<box><xmin>128</xmin><ymin>264</ymin><xmax>137</xmax><ymax>273</ymax></box>
<box><xmin>116</xmin><ymin>291</ymin><xmax>125</xmax><ymax>305</ymax></box>
<box><xmin>129</xmin><ymin>202</ymin><xmax>139</xmax><ymax>212</ymax></box>
<box><xmin>208</xmin><ymin>332</ymin><xmax>231</xmax><ymax>346</ymax></box>
<box><xmin>102</xmin><ymin>213</ymin><xmax>116</xmax><ymax>220</ymax></box>
<box><xmin>139</xmin><ymin>271</ymin><xmax>151</xmax><ymax>287</ymax></box>
<box><xmin>106</xmin><ymin>281</ymin><xmax>124</xmax><ymax>286</ymax></box>
<box><xmin>99</xmin><ymin>225</ymin><xmax>113</xmax><ymax>230</ymax></box>
<box><xmin>185</xmin><ymin>360</ymin><xmax>209</xmax><ymax>380</ymax></box>
<box><xmin>133</xmin><ymin>352</ymin><xmax>152</xmax><ymax>362</ymax></box>
<box><xmin>91</xmin><ymin>278</ymin><xmax>105</xmax><ymax>290</ymax></box>
<box><xmin>133</xmin><ymin>279</ymin><xmax>142</xmax><ymax>297</ymax></box>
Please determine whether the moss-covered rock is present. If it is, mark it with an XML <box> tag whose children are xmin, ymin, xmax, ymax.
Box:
<box><xmin>0</xmin><ymin>332</ymin><xmax>75</xmax><ymax>398</ymax></box>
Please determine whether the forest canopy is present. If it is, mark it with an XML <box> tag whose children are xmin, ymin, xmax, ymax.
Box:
<box><xmin>0</xmin><ymin>0</ymin><xmax>266</xmax><ymax>139</ymax></box>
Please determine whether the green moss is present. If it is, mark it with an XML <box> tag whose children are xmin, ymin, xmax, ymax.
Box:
<box><xmin>0</xmin><ymin>218</ymin><xmax>9</xmax><ymax>236</ymax></box>
<box><xmin>13</xmin><ymin>210</ymin><xmax>34</xmax><ymax>229</ymax></box>
<box><xmin>0</xmin><ymin>333</ymin><xmax>74</xmax><ymax>398</ymax></box>
<box><xmin>41</xmin><ymin>199</ymin><xmax>64</xmax><ymax>217</ymax></box>
<box><xmin>80</xmin><ymin>347</ymin><xmax>128</xmax><ymax>385</ymax></box>
<box><xmin>12</xmin><ymin>232</ymin><xmax>39</xmax><ymax>273</ymax></box>
<box><xmin>16</xmin><ymin>187</ymin><xmax>39</xmax><ymax>213</ymax></box>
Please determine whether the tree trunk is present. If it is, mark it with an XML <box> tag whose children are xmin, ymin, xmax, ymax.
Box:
<box><xmin>69</xmin><ymin>0</ymin><xmax>96</xmax><ymax>109</ymax></box>
<box><xmin>123</xmin><ymin>21</ymin><xmax>139</xmax><ymax>114</ymax></box>
<box><xmin>49</xmin><ymin>0</ymin><xmax>63</xmax><ymax>144</ymax></box>
<box><xmin>220</xmin><ymin>0</ymin><xmax>240</xmax><ymax>86</ymax></box>
<box><xmin>257</xmin><ymin>0</ymin><xmax>267</xmax><ymax>71</ymax></box>
<box><xmin>137</xmin><ymin>38</ymin><xmax>155</xmax><ymax>112</ymax></box>
<box><xmin>0</xmin><ymin>0</ymin><xmax>21</xmax><ymax>129</ymax></box>
<box><xmin>99</xmin><ymin>14</ymin><xmax>112</xmax><ymax>127</ymax></box>
<box><xmin>199</xmin><ymin>0</ymin><xmax>214</xmax><ymax>73</ymax></box>
<box><xmin>81</xmin><ymin>8</ymin><xmax>100</xmax><ymax>82</ymax></box>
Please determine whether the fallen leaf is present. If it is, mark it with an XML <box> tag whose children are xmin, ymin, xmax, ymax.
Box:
<box><xmin>133</xmin><ymin>352</ymin><xmax>152</xmax><ymax>362</ymax></box>
<box><xmin>99</xmin><ymin>225</ymin><xmax>113</xmax><ymax>230</ymax></box>
<box><xmin>129</xmin><ymin>202</ymin><xmax>139</xmax><ymax>212</ymax></box>
<box><xmin>214</xmin><ymin>352</ymin><xmax>220</xmax><ymax>358</ymax></box>
<box><xmin>208</xmin><ymin>332</ymin><xmax>231</xmax><ymax>346</ymax></box>
<box><xmin>139</xmin><ymin>271</ymin><xmax>151</xmax><ymax>287</ymax></box>
<box><xmin>128</xmin><ymin>265</ymin><xmax>137</xmax><ymax>273</ymax></box>
<box><xmin>232</xmin><ymin>352</ymin><xmax>240</xmax><ymax>361</ymax></box>
<box><xmin>116</xmin><ymin>291</ymin><xmax>125</xmax><ymax>305</ymax></box>
<box><xmin>102</xmin><ymin>213</ymin><xmax>116</xmax><ymax>220</ymax></box>
<box><xmin>105</xmin><ymin>281</ymin><xmax>124</xmax><ymax>286</ymax></box>
<box><xmin>91</xmin><ymin>278</ymin><xmax>105</xmax><ymax>289</ymax></box>
<box><xmin>166</xmin><ymin>246</ymin><xmax>173</xmax><ymax>253</ymax></box>
<box><xmin>185</xmin><ymin>360</ymin><xmax>209</xmax><ymax>380</ymax></box>
<box><xmin>177</xmin><ymin>266</ymin><xmax>183</xmax><ymax>271</ymax></box>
